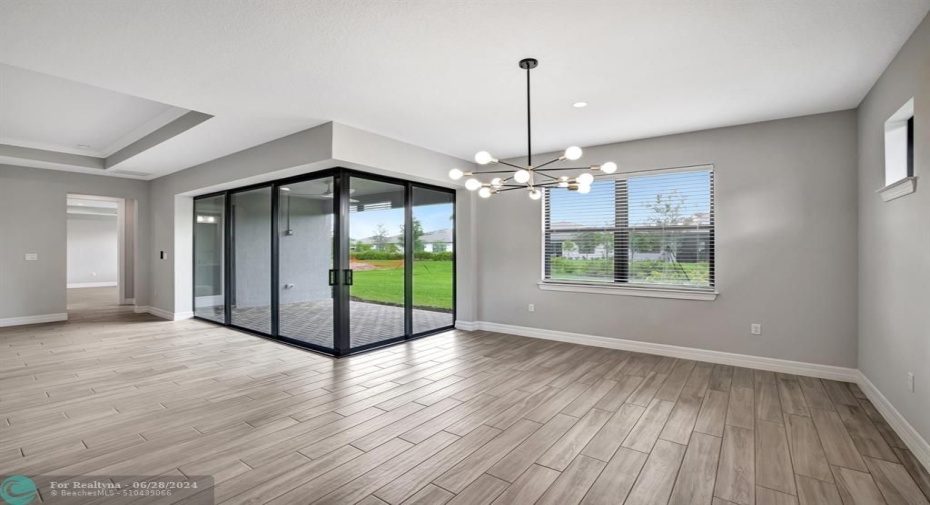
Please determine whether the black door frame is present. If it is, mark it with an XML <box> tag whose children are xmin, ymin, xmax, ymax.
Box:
<box><xmin>192</xmin><ymin>167</ymin><xmax>457</xmax><ymax>357</ymax></box>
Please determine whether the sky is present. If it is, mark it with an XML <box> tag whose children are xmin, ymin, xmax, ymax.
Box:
<box><xmin>548</xmin><ymin>170</ymin><xmax>711</xmax><ymax>227</ymax></box>
<box><xmin>348</xmin><ymin>203</ymin><xmax>453</xmax><ymax>240</ymax></box>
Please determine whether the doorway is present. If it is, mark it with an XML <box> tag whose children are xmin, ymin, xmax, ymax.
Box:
<box><xmin>66</xmin><ymin>194</ymin><xmax>134</xmax><ymax>314</ymax></box>
<box><xmin>192</xmin><ymin>168</ymin><xmax>456</xmax><ymax>356</ymax></box>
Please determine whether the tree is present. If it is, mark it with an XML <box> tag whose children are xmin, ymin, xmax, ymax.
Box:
<box><xmin>575</xmin><ymin>231</ymin><xmax>613</xmax><ymax>257</ymax></box>
<box><xmin>632</xmin><ymin>232</ymin><xmax>660</xmax><ymax>253</ymax></box>
<box><xmin>401</xmin><ymin>217</ymin><xmax>425</xmax><ymax>252</ymax></box>
<box><xmin>562</xmin><ymin>240</ymin><xmax>577</xmax><ymax>256</ymax></box>
<box><xmin>373</xmin><ymin>224</ymin><xmax>390</xmax><ymax>251</ymax></box>
<box><xmin>643</xmin><ymin>190</ymin><xmax>686</xmax><ymax>227</ymax></box>
<box><xmin>575</xmin><ymin>232</ymin><xmax>600</xmax><ymax>254</ymax></box>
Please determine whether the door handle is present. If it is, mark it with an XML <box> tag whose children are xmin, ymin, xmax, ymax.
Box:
<box><xmin>329</xmin><ymin>269</ymin><xmax>337</xmax><ymax>286</ymax></box>
<box><xmin>343</xmin><ymin>269</ymin><xmax>354</xmax><ymax>286</ymax></box>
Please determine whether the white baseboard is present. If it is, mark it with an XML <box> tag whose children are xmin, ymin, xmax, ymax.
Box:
<box><xmin>461</xmin><ymin>321</ymin><xmax>859</xmax><ymax>382</ymax></box>
<box><xmin>132</xmin><ymin>306</ymin><xmax>193</xmax><ymax>321</ymax></box>
<box><xmin>67</xmin><ymin>282</ymin><xmax>117</xmax><ymax>288</ymax></box>
<box><xmin>857</xmin><ymin>371</ymin><xmax>930</xmax><ymax>471</ymax></box>
<box><xmin>0</xmin><ymin>313</ymin><xmax>68</xmax><ymax>327</ymax></box>
<box><xmin>455</xmin><ymin>320</ymin><xmax>478</xmax><ymax>331</ymax></box>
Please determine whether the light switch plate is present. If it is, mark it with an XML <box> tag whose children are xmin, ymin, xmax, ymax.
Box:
<box><xmin>24</xmin><ymin>253</ymin><xmax>38</xmax><ymax>261</ymax></box>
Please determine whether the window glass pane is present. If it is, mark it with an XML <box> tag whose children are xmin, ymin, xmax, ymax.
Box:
<box><xmin>548</xmin><ymin>231</ymin><xmax>615</xmax><ymax>283</ymax></box>
<box><xmin>412</xmin><ymin>187</ymin><xmax>454</xmax><ymax>334</ymax></box>
<box><xmin>230</xmin><ymin>187</ymin><xmax>272</xmax><ymax>333</ymax></box>
<box><xmin>630</xmin><ymin>229</ymin><xmax>711</xmax><ymax>287</ymax></box>
<box><xmin>547</xmin><ymin>180</ymin><xmax>615</xmax><ymax>229</ymax></box>
<box><xmin>628</xmin><ymin>171</ymin><xmax>711</xmax><ymax>227</ymax></box>
<box><xmin>628</xmin><ymin>170</ymin><xmax>712</xmax><ymax>288</ymax></box>
<box><xmin>194</xmin><ymin>195</ymin><xmax>225</xmax><ymax>322</ymax></box>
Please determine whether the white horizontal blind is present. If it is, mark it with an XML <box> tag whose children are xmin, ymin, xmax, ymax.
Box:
<box><xmin>543</xmin><ymin>166</ymin><xmax>714</xmax><ymax>290</ymax></box>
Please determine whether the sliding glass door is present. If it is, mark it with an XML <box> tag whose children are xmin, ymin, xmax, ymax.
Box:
<box><xmin>276</xmin><ymin>178</ymin><xmax>337</xmax><ymax>352</ymax></box>
<box><xmin>229</xmin><ymin>186</ymin><xmax>273</xmax><ymax>334</ymax></box>
<box><xmin>192</xmin><ymin>168</ymin><xmax>455</xmax><ymax>356</ymax></box>
<box><xmin>193</xmin><ymin>195</ymin><xmax>225</xmax><ymax>322</ymax></box>
<box><xmin>346</xmin><ymin>176</ymin><xmax>407</xmax><ymax>350</ymax></box>
<box><xmin>411</xmin><ymin>187</ymin><xmax>455</xmax><ymax>334</ymax></box>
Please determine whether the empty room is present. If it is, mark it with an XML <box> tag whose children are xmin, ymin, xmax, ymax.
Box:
<box><xmin>0</xmin><ymin>1</ymin><xmax>928</xmax><ymax>504</ymax></box>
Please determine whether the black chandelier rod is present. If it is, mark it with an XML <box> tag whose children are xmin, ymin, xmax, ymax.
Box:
<box><xmin>526</xmin><ymin>62</ymin><xmax>532</xmax><ymax>167</ymax></box>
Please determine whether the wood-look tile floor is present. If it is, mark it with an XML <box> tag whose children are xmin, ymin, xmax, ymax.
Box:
<box><xmin>1</xmin><ymin>287</ymin><xmax>928</xmax><ymax>504</ymax></box>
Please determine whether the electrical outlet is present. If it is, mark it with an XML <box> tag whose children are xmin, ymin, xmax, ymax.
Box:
<box><xmin>907</xmin><ymin>372</ymin><xmax>915</xmax><ymax>392</ymax></box>
<box><xmin>528</xmin><ymin>304</ymin><xmax>535</xmax><ymax>312</ymax></box>
<box><xmin>24</xmin><ymin>253</ymin><xmax>38</xmax><ymax>261</ymax></box>
<box><xmin>750</xmin><ymin>323</ymin><xmax>762</xmax><ymax>335</ymax></box>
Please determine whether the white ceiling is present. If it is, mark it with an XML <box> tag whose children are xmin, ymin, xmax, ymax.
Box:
<box><xmin>0</xmin><ymin>64</ymin><xmax>188</xmax><ymax>157</ymax></box>
<box><xmin>0</xmin><ymin>1</ymin><xmax>927</xmax><ymax>179</ymax></box>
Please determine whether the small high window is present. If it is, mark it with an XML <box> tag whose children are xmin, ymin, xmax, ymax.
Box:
<box><xmin>880</xmin><ymin>98</ymin><xmax>916</xmax><ymax>202</ymax></box>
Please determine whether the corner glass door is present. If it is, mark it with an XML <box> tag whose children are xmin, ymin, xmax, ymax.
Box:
<box><xmin>193</xmin><ymin>168</ymin><xmax>455</xmax><ymax>357</ymax></box>
<box><xmin>276</xmin><ymin>178</ymin><xmax>336</xmax><ymax>352</ymax></box>
<box><xmin>346</xmin><ymin>176</ymin><xmax>407</xmax><ymax>350</ymax></box>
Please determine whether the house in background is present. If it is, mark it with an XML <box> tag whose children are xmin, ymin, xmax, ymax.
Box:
<box><xmin>355</xmin><ymin>228</ymin><xmax>454</xmax><ymax>254</ymax></box>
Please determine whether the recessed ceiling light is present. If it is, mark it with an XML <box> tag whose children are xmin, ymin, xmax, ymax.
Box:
<box><xmin>572</xmin><ymin>101</ymin><xmax>588</xmax><ymax>108</ymax></box>
<box><xmin>281</xmin><ymin>187</ymin><xmax>291</xmax><ymax>192</ymax></box>
<box><xmin>76</xmin><ymin>144</ymin><xmax>91</xmax><ymax>149</ymax></box>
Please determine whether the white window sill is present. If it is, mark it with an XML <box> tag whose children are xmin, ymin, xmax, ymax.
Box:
<box><xmin>877</xmin><ymin>176</ymin><xmax>917</xmax><ymax>202</ymax></box>
<box><xmin>538</xmin><ymin>282</ymin><xmax>718</xmax><ymax>301</ymax></box>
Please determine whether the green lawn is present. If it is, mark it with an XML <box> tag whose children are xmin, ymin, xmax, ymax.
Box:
<box><xmin>351</xmin><ymin>260</ymin><xmax>453</xmax><ymax>310</ymax></box>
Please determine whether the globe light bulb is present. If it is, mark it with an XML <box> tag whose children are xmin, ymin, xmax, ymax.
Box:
<box><xmin>600</xmin><ymin>162</ymin><xmax>617</xmax><ymax>174</ymax></box>
<box><xmin>474</xmin><ymin>151</ymin><xmax>495</xmax><ymax>165</ymax></box>
<box><xmin>558</xmin><ymin>176</ymin><xmax>569</xmax><ymax>188</ymax></box>
<box><xmin>490</xmin><ymin>177</ymin><xmax>503</xmax><ymax>188</ymax></box>
<box><xmin>577</xmin><ymin>184</ymin><xmax>592</xmax><ymax>194</ymax></box>
<box><xmin>564</xmin><ymin>146</ymin><xmax>583</xmax><ymax>161</ymax></box>
<box><xmin>577</xmin><ymin>172</ymin><xmax>595</xmax><ymax>185</ymax></box>
<box><xmin>465</xmin><ymin>178</ymin><xmax>482</xmax><ymax>191</ymax></box>
<box><xmin>529</xmin><ymin>189</ymin><xmax>542</xmax><ymax>200</ymax></box>
<box><xmin>448</xmin><ymin>168</ymin><xmax>464</xmax><ymax>180</ymax></box>
<box><xmin>513</xmin><ymin>169</ymin><xmax>531</xmax><ymax>184</ymax></box>
<box><xmin>478</xmin><ymin>187</ymin><xmax>492</xmax><ymax>198</ymax></box>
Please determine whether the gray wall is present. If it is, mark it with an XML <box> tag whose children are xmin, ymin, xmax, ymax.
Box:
<box><xmin>0</xmin><ymin>164</ymin><xmax>149</xmax><ymax>319</ymax></box>
<box><xmin>279</xmin><ymin>196</ymin><xmax>332</xmax><ymax>305</ymax></box>
<box><xmin>857</xmin><ymin>14</ymin><xmax>929</xmax><ymax>444</ymax></box>
<box><xmin>66</xmin><ymin>214</ymin><xmax>118</xmax><ymax>285</ymax></box>
<box><xmin>477</xmin><ymin>110</ymin><xmax>859</xmax><ymax>368</ymax></box>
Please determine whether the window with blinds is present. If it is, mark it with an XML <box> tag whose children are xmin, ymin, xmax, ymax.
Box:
<box><xmin>543</xmin><ymin>165</ymin><xmax>714</xmax><ymax>291</ymax></box>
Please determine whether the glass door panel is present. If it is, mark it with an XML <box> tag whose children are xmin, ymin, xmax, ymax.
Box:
<box><xmin>346</xmin><ymin>176</ymin><xmax>406</xmax><ymax>349</ymax></box>
<box><xmin>411</xmin><ymin>187</ymin><xmax>455</xmax><ymax>334</ymax></box>
<box><xmin>276</xmin><ymin>178</ymin><xmax>336</xmax><ymax>350</ymax></box>
<box><xmin>193</xmin><ymin>195</ymin><xmax>226</xmax><ymax>323</ymax></box>
<box><xmin>230</xmin><ymin>186</ymin><xmax>272</xmax><ymax>334</ymax></box>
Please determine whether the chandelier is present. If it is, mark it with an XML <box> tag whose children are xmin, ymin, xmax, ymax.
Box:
<box><xmin>449</xmin><ymin>58</ymin><xmax>617</xmax><ymax>200</ymax></box>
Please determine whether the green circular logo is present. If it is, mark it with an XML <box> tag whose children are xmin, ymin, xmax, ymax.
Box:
<box><xmin>0</xmin><ymin>476</ymin><xmax>37</xmax><ymax>505</ymax></box>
